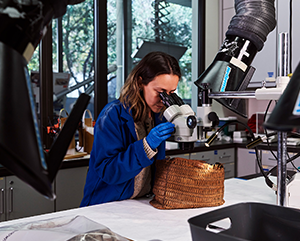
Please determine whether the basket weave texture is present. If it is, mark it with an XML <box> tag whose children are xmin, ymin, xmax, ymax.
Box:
<box><xmin>150</xmin><ymin>157</ymin><xmax>225</xmax><ymax>209</ymax></box>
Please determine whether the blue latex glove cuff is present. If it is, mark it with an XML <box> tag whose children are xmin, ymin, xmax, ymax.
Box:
<box><xmin>146</xmin><ymin>122</ymin><xmax>175</xmax><ymax>150</ymax></box>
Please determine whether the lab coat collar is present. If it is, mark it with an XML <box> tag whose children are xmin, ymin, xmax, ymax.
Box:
<box><xmin>120</xmin><ymin>104</ymin><xmax>137</xmax><ymax>140</ymax></box>
<box><xmin>120</xmin><ymin>103</ymin><xmax>165</xmax><ymax>141</ymax></box>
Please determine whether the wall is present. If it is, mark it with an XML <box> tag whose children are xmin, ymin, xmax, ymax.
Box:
<box><xmin>277</xmin><ymin>1</ymin><xmax>300</xmax><ymax>73</ymax></box>
<box><xmin>205</xmin><ymin>1</ymin><xmax>220</xmax><ymax>68</ymax></box>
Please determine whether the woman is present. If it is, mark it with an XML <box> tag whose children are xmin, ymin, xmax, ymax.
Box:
<box><xmin>80</xmin><ymin>51</ymin><xmax>181</xmax><ymax>206</ymax></box>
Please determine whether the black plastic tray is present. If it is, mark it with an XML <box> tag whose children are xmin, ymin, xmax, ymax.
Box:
<box><xmin>188</xmin><ymin>202</ymin><xmax>300</xmax><ymax>241</ymax></box>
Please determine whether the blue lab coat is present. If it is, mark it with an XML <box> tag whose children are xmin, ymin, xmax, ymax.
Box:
<box><xmin>80</xmin><ymin>100</ymin><xmax>166</xmax><ymax>206</ymax></box>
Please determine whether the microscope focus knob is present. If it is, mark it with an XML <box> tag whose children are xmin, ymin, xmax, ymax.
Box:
<box><xmin>208</xmin><ymin>112</ymin><xmax>219</xmax><ymax>127</ymax></box>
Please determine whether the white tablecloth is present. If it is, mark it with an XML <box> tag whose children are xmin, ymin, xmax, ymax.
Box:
<box><xmin>0</xmin><ymin>177</ymin><xmax>277</xmax><ymax>241</ymax></box>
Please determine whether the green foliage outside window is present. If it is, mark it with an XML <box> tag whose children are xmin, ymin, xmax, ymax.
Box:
<box><xmin>28</xmin><ymin>0</ymin><xmax>192</xmax><ymax>100</ymax></box>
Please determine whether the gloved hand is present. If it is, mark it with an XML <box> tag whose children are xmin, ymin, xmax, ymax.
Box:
<box><xmin>146</xmin><ymin>122</ymin><xmax>175</xmax><ymax>150</ymax></box>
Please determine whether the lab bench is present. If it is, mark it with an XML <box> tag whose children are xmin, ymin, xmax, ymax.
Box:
<box><xmin>0</xmin><ymin>176</ymin><xmax>279</xmax><ymax>241</ymax></box>
<box><xmin>0</xmin><ymin>141</ymin><xmax>300</xmax><ymax>222</ymax></box>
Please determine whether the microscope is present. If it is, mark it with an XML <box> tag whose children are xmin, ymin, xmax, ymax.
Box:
<box><xmin>159</xmin><ymin>90</ymin><xmax>219</xmax><ymax>150</ymax></box>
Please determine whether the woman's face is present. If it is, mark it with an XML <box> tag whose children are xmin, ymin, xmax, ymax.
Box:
<box><xmin>141</xmin><ymin>74</ymin><xmax>179</xmax><ymax>114</ymax></box>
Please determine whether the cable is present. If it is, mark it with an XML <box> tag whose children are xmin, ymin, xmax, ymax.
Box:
<box><xmin>205</xmin><ymin>120</ymin><xmax>277</xmax><ymax>190</ymax></box>
<box><xmin>267</xmin><ymin>152</ymin><xmax>300</xmax><ymax>175</ymax></box>
<box><xmin>288</xmin><ymin>151</ymin><xmax>300</xmax><ymax>172</ymax></box>
<box><xmin>246</xmin><ymin>100</ymin><xmax>274</xmax><ymax>150</ymax></box>
<box><xmin>263</xmin><ymin>100</ymin><xmax>278</xmax><ymax>160</ymax></box>
<box><xmin>290</xmin><ymin>158</ymin><xmax>300</xmax><ymax>172</ymax></box>
<box><xmin>262</xmin><ymin>99</ymin><xmax>300</xmax><ymax>173</ymax></box>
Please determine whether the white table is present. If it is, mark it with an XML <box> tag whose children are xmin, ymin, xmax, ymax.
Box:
<box><xmin>0</xmin><ymin>177</ymin><xmax>277</xmax><ymax>241</ymax></box>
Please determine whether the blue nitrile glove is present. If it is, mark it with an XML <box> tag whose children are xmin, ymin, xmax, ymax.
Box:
<box><xmin>146</xmin><ymin>122</ymin><xmax>175</xmax><ymax>150</ymax></box>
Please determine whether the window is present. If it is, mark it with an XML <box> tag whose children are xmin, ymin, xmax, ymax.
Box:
<box><xmin>54</xmin><ymin>0</ymin><xmax>95</xmax><ymax>116</ymax></box>
<box><xmin>27</xmin><ymin>0</ymin><xmax>194</xmax><ymax>147</ymax></box>
<box><xmin>107</xmin><ymin>0</ymin><xmax>192</xmax><ymax>104</ymax></box>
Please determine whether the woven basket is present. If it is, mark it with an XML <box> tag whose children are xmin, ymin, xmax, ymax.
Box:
<box><xmin>150</xmin><ymin>157</ymin><xmax>225</xmax><ymax>209</ymax></box>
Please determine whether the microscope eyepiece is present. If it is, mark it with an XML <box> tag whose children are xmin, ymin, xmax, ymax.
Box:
<box><xmin>170</xmin><ymin>92</ymin><xmax>184</xmax><ymax>106</ymax></box>
<box><xmin>159</xmin><ymin>91</ymin><xmax>176</xmax><ymax>107</ymax></box>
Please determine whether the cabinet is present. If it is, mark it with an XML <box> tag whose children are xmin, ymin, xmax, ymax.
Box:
<box><xmin>55</xmin><ymin>166</ymin><xmax>88</xmax><ymax>211</ymax></box>
<box><xmin>0</xmin><ymin>177</ymin><xmax>4</xmax><ymax>221</ymax></box>
<box><xmin>261</xmin><ymin>150</ymin><xmax>277</xmax><ymax>172</ymax></box>
<box><xmin>0</xmin><ymin>166</ymin><xmax>88</xmax><ymax>221</ymax></box>
<box><xmin>190</xmin><ymin>150</ymin><xmax>214</xmax><ymax>163</ymax></box>
<box><xmin>213</xmin><ymin>148</ymin><xmax>235</xmax><ymax>179</ymax></box>
<box><xmin>238</xmin><ymin>148</ymin><xmax>300</xmax><ymax>178</ymax></box>
<box><xmin>237</xmin><ymin>148</ymin><xmax>259</xmax><ymax>177</ymax></box>
<box><xmin>0</xmin><ymin>176</ymin><xmax>54</xmax><ymax>221</ymax></box>
<box><xmin>168</xmin><ymin>153</ymin><xmax>190</xmax><ymax>159</ymax></box>
<box><xmin>261</xmin><ymin>150</ymin><xmax>300</xmax><ymax>172</ymax></box>
<box><xmin>182</xmin><ymin>148</ymin><xmax>235</xmax><ymax>179</ymax></box>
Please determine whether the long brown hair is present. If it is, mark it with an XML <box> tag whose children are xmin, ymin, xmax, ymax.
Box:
<box><xmin>119</xmin><ymin>51</ymin><xmax>181</xmax><ymax>122</ymax></box>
